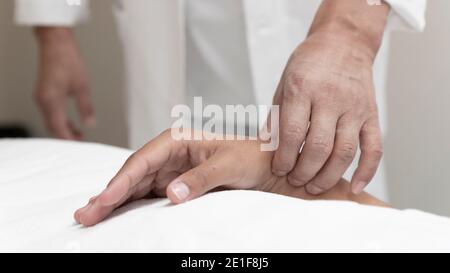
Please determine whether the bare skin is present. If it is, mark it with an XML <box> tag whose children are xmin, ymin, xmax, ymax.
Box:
<box><xmin>36</xmin><ymin>1</ymin><xmax>390</xmax><ymax>196</ymax></box>
<box><xmin>272</xmin><ymin>0</ymin><xmax>390</xmax><ymax>195</ymax></box>
<box><xmin>74</xmin><ymin>130</ymin><xmax>387</xmax><ymax>227</ymax></box>
<box><xmin>34</xmin><ymin>27</ymin><xmax>95</xmax><ymax>140</ymax></box>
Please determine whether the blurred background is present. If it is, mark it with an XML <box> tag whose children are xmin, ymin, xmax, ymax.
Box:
<box><xmin>0</xmin><ymin>0</ymin><xmax>449</xmax><ymax>216</ymax></box>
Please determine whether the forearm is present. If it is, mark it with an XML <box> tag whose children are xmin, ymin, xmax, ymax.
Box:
<box><xmin>271</xmin><ymin>177</ymin><xmax>389</xmax><ymax>207</ymax></box>
<box><xmin>308</xmin><ymin>0</ymin><xmax>390</xmax><ymax>62</ymax></box>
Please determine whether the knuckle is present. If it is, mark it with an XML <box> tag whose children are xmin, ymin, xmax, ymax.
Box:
<box><xmin>318</xmin><ymin>81</ymin><xmax>341</xmax><ymax>100</ymax></box>
<box><xmin>335</xmin><ymin>142</ymin><xmax>357</xmax><ymax>162</ymax></box>
<box><xmin>284</xmin><ymin>72</ymin><xmax>307</xmax><ymax>100</ymax></box>
<box><xmin>282</xmin><ymin>124</ymin><xmax>307</xmax><ymax>140</ymax></box>
<box><xmin>322</xmin><ymin>81</ymin><xmax>340</xmax><ymax>94</ymax></box>
<box><xmin>190</xmin><ymin>169</ymin><xmax>209</xmax><ymax>191</ymax></box>
<box><xmin>309</xmin><ymin>137</ymin><xmax>333</xmax><ymax>158</ymax></box>
<box><xmin>367</xmin><ymin>146</ymin><xmax>383</xmax><ymax>161</ymax></box>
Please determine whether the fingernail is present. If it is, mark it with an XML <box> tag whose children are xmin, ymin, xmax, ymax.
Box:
<box><xmin>85</xmin><ymin>116</ymin><xmax>96</xmax><ymax>128</ymax></box>
<box><xmin>306</xmin><ymin>184</ymin><xmax>323</xmax><ymax>195</ymax></box>
<box><xmin>171</xmin><ymin>181</ymin><xmax>190</xmax><ymax>202</ymax></box>
<box><xmin>352</xmin><ymin>181</ymin><xmax>368</xmax><ymax>195</ymax></box>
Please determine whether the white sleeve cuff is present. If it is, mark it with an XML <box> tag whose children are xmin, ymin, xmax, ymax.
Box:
<box><xmin>384</xmin><ymin>0</ymin><xmax>427</xmax><ymax>32</ymax></box>
<box><xmin>15</xmin><ymin>0</ymin><xmax>90</xmax><ymax>26</ymax></box>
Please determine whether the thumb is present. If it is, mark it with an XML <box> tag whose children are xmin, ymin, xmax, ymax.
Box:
<box><xmin>166</xmin><ymin>153</ymin><xmax>237</xmax><ymax>204</ymax></box>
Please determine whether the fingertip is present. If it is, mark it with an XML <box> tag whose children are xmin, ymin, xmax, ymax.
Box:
<box><xmin>75</xmin><ymin>204</ymin><xmax>93</xmax><ymax>226</ymax></box>
<box><xmin>84</xmin><ymin>116</ymin><xmax>96</xmax><ymax>128</ymax></box>
<box><xmin>74</xmin><ymin>210</ymin><xmax>81</xmax><ymax>224</ymax></box>
<box><xmin>305</xmin><ymin>183</ymin><xmax>324</xmax><ymax>196</ymax></box>
<box><xmin>74</xmin><ymin>196</ymin><xmax>97</xmax><ymax>224</ymax></box>
<box><xmin>351</xmin><ymin>180</ymin><xmax>368</xmax><ymax>195</ymax></box>
<box><xmin>78</xmin><ymin>204</ymin><xmax>97</xmax><ymax>227</ymax></box>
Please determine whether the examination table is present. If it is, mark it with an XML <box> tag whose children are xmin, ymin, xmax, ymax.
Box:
<box><xmin>1</xmin><ymin>139</ymin><xmax>450</xmax><ymax>252</ymax></box>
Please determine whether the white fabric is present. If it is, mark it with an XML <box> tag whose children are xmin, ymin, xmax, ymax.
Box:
<box><xmin>14</xmin><ymin>0</ymin><xmax>427</xmax><ymax>31</ymax></box>
<box><xmin>13</xmin><ymin>0</ymin><xmax>428</xmax><ymax>144</ymax></box>
<box><xmin>185</xmin><ymin>0</ymin><xmax>254</xmax><ymax>110</ymax></box>
<box><xmin>0</xmin><ymin>139</ymin><xmax>450</xmax><ymax>253</ymax></box>
<box><xmin>13</xmin><ymin>0</ymin><xmax>428</xmax><ymax>201</ymax></box>
<box><xmin>386</xmin><ymin>0</ymin><xmax>427</xmax><ymax>31</ymax></box>
<box><xmin>15</xmin><ymin>0</ymin><xmax>89</xmax><ymax>26</ymax></box>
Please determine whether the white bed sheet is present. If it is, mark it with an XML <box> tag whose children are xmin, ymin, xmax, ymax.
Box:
<box><xmin>1</xmin><ymin>139</ymin><xmax>450</xmax><ymax>253</ymax></box>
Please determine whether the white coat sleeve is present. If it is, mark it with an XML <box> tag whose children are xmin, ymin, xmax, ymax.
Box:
<box><xmin>384</xmin><ymin>0</ymin><xmax>427</xmax><ymax>31</ymax></box>
<box><xmin>15</xmin><ymin>0</ymin><xmax>89</xmax><ymax>26</ymax></box>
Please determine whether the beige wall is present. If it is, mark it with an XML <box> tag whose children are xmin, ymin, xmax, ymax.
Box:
<box><xmin>1</xmin><ymin>0</ymin><xmax>450</xmax><ymax>216</ymax></box>
<box><xmin>0</xmin><ymin>0</ymin><xmax>127</xmax><ymax>147</ymax></box>
<box><xmin>385</xmin><ymin>0</ymin><xmax>450</xmax><ymax>216</ymax></box>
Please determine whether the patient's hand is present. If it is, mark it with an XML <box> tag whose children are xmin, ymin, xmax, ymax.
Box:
<box><xmin>75</xmin><ymin>130</ymin><xmax>387</xmax><ymax>227</ymax></box>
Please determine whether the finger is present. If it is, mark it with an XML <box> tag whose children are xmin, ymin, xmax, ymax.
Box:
<box><xmin>351</xmin><ymin>118</ymin><xmax>383</xmax><ymax>195</ymax></box>
<box><xmin>98</xmin><ymin>130</ymin><xmax>176</xmax><ymax>207</ymax></box>
<box><xmin>166</xmin><ymin>151</ymin><xmax>238</xmax><ymax>204</ymax></box>
<box><xmin>74</xmin><ymin>84</ymin><xmax>96</xmax><ymax>127</ymax></box>
<box><xmin>78</xmin><ymin>194</ymin><xmax>129</xmax><ymax>227</ymax></box>
<box><xmin>38</xmin><ymin>92</ymin><xmax>77</xmax><ymax>140</ymax></box>
<box><xmin>288</xmin><ymin>108</ymin><xmax>338</xmax><ymax>190</ymax></box>
<box><xmin>129</xmin><ymin>174</ymin><xmax>157</xmax><ymax>201</ymax></box>
<box><xmin>74</xmin><ymin>197</ymin><xmax>96</xmax><ymax>224</ymax></box>
<box><xmin>77</xmin><ymin>175</ymin><xmax>155</xmax><ymax>227</ymax></box>
<box><xmin>68</xmin><ymin>121</ymin><xmax>83</xmax><ymax>141</ymax></box>
<box><xmin>272</xmin><ymin>83</ymin><xmax>311</xmax><ymax>176</ymax></box>
<box><xmin>306</xmin><ymin>115</ymin><xmax>360</xmax><ymax>194</ymax></box>
<box><xmin>48</xmin><ymin>112</ymin><xmax>79</xmax><ymax>140</ymax></box>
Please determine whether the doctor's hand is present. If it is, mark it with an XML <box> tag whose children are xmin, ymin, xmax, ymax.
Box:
<box><xmin>271</xmin><ymin>0</ymin><xmax>390</xmax><ymax>195</ymax></box>
<box><xmin>34</xmin><ymin>27</ymin><xmax>95</xmax><ymax>140</ymax></box>
<box><xmin>74</xmin><ymin>129</ymin><xmax>386</xmax><ymax>227</ymax></box>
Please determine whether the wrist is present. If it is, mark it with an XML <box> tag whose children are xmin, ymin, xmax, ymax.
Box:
<box><xmin>34</xmin><ymin>27</ymin><xmax>75</xmax><ymax>46</ymax></box>
<box><xmin>309</xmin><ymin>0</ymin><xmax>390</xmax><ymax>63</ymax></box>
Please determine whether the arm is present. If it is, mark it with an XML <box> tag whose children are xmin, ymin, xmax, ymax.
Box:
<box><xmin>33</xmin><ymin>27</ymin><xmax>94</xmax><ymax>140</ymax></box>
<box><xmin>15</xmin><ymin>0</ymin><xmax>94</xmax><ymax>139</ymax></box>
<box><xmin>271</xmin><ymin>0</ymin><xmax>427</xmax><ymax>196</ymax></box>
<box><xmin>271</xmin><ymin>0</ymin><xmax>390</xmax><ymax>196</ymax></box>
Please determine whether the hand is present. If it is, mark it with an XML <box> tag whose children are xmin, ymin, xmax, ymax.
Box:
<box><xmin>271</xmin><ymin>0</ymin><xmax>390</xmax><ymax>195</ymax></box>
<box><xmin>75</xmin><ymin>129</ymin><xmax>386</xmax><ymax>227</ymax></box>
<box><xmin>34</xmin><ymin>27</ymin><xmax>95</xmax><ymax>140</ymax></box>
<box><xmin>74</xmin><ymin>130</ymin><xmax>276</xmax><ymax>226</ymax></box>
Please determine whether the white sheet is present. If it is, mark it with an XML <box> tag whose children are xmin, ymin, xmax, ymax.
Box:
<box><xmin>1</xmin><ymin>139</ymin><xmax>449</xmax><ymax>253</ymax></box>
